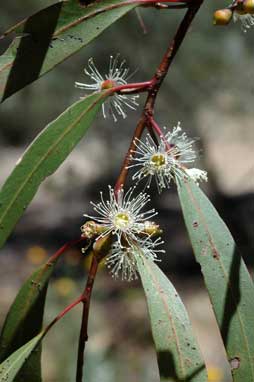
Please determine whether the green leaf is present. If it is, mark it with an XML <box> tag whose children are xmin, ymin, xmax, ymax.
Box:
<box><xmin>0</xmin><ymin>91</ymin><xmax>107</xmax><ymax>248</ymax></box>
<box><xmin>177</xmin><ymin>178</ymin><xmax>254</xmax><ymax>381</ymax></box>
<box><xmin>0</xmin><ymin>333</ymin><xmax>44</xmax><ymax>382</ymax></box>
<box><xmin>137</xmin><ymin>257</ymin><xmax>207</xmax><ymax>382</ymax></box>
<box><xmin>0</xmin><ymin>0</ymin><xmax>137</xmax><ymax>101</ymax></box>
<box><xmin>0</xmin><ymin>255</ymin><xmax>60</xmax><ymax>382</ymax></box>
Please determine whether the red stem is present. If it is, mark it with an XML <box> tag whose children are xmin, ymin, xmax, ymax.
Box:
<box><xmin>48</xmin><ymin>237</ymin><xmax>85</xmax><ymax>264</ymax></box>
<box><xmin>112</xmin><ymin>80</ymin><xmax>155</xmax><ymax>94</ymax></box>
<box><xmin>76</xmin><ymin>255</ymin><xmax>99</xmax><ymax>382</ymax></box>
<box><xmin>41</xmin><ymin>237</ymin><xmax>88</xmax><ymax>334</ymax></box>
<box><xmin>44</xmin><ymin>295</ymin><xmax>83</xmax><ymax>334</ymax></box>
<box><xmin>114</xmin><ymin>1</ymin><xmax>203</xmax><ymax>197</ymax></box>
<box><xmin>149</xmin><ymin>117</ymin><xmax>171</xmax><ymax>151</ymax></box>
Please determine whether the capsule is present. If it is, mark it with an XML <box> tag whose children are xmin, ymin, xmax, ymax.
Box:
<box><xmin>213</xmin><ymin>9</ymin><xmax>233</xmax><ymax>25</ymax></box>
<box><xmin>243</xmin><ymin>0</ymin><xmax>254</xmax><ymax>14</ymax></box>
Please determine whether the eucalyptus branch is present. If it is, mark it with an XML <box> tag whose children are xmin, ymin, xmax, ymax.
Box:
<box><xmin>149</xmin><ymin>116</ymin><xmax>172</xmax><ymax>150</ymax></box>
<box><xmin>75</xmin><ymin>235</ymin><xmax>113</xmax><ymax>382</ymax></box>
<box><xmin>42</xmin><ymin>240</ymin><xmax>109</xmax><ymax>382</ymax></box>
<box><xmin>39</xmin><ymin>237</ymin><xmax>89</xmax><ymax>335</ymax></box>
<box><xmin>2</xmin><ymin>0</ymin><xmax>254</xmax><ymax>380</ymax></box>
<box><xmin>47</xmin><ymin>237</ymin><xmax>86</xmax><ymax>264</ymax></box>
<box><xmin>76</xmin><ymin>254</ymin><xmax>99</xmax><ymax>382</ymax></box>
<box><xmin>111</xmin><ymin>80</ymin><xmax>155</xmax><ymax>94</ymax></box>
<box><xmin>114</xmin><ymin>0</ymin><xmax>203</xmax><ymax>195</ymax></box>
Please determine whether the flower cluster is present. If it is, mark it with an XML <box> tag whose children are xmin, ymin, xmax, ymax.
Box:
<box><xmin>233</xmin><ymin>8</ymin><xmax>254</xmax><ymax>31</ymax></box>
<box><xmin>78</xmin><ymin>55</ymin><xmax>208</xmax><ymax>281</ymax></box>
<box><xmin>83</xmin><ymin>186</ymin><xmax>164</xmax><ymax>281</ymax></box>
<box><xmin>128</xmin><ymin>122</ymin><xmax>208</xmax><ymax>193</ymax></box>
<box><xmin>75</xmin><ymin>55</ymin><xmax>139</xmax><ymax>122</ymax></box>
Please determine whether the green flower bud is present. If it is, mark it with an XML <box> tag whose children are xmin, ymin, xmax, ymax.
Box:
<box><xmin>213</xmin><ymin>9</ymin><xmax>233</xmax><ymax>25</ymax></box>
<box><xmin>243</xmin><ymin>0</ymin><xmax>254</xmax><ymax>14</ymax></box>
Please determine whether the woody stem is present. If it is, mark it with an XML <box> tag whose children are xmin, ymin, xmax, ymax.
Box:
<box><xmin>76</xmin><ymin>255</ymin><xmax>99</xmax><ymax>382</ymax></box>
<box><xmin>114</xmin><ymin>0</ymin><xmax>203</xmax><ymax>197</ymax></box>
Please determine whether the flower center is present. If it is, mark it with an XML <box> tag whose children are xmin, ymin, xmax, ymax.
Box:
<box><xmin>114</xmin><ymin>212</ymin><xmax>131</xmax><ymax>230</ymax></box>
<box><xmin>151</xmin><ymin>154</ymin><xmax>166</xmax><ymax>168</ymax></box>
<box><xmin>101</xmin><ymin>79</ymin><xmax>116</xmax><ymax>90</ymax></box>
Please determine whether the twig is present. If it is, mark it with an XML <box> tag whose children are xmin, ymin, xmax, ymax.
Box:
<box><xmin>47</xmin><ymin>237</ymin><xmax>85</xmax><ymax>264</ymax></box>
<box><xmin>76</xmin><ymin>255</ymin><xmax>99</xmax><ymax>382</ymax></box>
<box><xmin>114</xmin><ymin>0</ymin><xmax>203</xmax><ymax>196</ymax></box>
<box><xmin>44</xmin><ymin>295</ymin><xmax>83</xmax><ymax>334</ymax></box>
<box><xmin>40</xmin><ymin>237</ymin><xmax>89</xmax><ymax>335</ymax></box>
<box><xmin>75</xmin><ymin>235</ymin><xmax>112</xmax><ymax>382</ymax></box>
<box><xmin>149</xmin><ymin>116</ymin><xmax>171</xmax><ymax>150</ymax></box>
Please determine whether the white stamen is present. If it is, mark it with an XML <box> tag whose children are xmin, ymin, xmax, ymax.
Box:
<box><xmin>128</xmin><ymin>122</ymin><xmax>208</xmax><ymax>192</ymax></box>
<box><xmin>83</xmin><ymin>186</ymin><xmax>156</xmax><ymax>244</ymax></box>
<box><xmin>233</xmin><ymin>10</ymin><xmax>254</xmax><ymax>32</ymax></box>
<box><xmin>75</xmin><ymin>55</ymin><xmax>139</xmax><ymax>122</ymax></box>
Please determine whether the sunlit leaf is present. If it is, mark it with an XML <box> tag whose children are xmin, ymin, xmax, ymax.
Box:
<box><xmin>137</xmin><ymin>257</ymin><xmax>207</xmax><ymax>382</ymax></box>
<box><xmin>0</xmin><ymin>332</ymin><xmax>44</xmax><ymax>382</ymax></box>
<box><xmin>0</xmin><ymin>91</ymin><xmax>107</xmax><ymax>248</ymax></box>
<box><xmin>177</xmin><ymin>178</ymin><xmax>254</xmax><ymax>381</ymax></box>
<box><xmin>0</xmin><ymin>254</ymin><xmax>61</xmax><ymax>382</ymax></box>
<box><xmin>0</xmin><ymin>0</ymin><xmax>137</xmax><ymax>101</ymax></box>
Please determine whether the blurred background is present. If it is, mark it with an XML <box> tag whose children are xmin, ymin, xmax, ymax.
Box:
<box><xmin>0</xmin><ymin>1</ymin><xmax>254</xmax><ymax>381</ymax></box>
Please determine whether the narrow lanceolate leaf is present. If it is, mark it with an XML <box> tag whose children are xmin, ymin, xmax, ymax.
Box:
<box><xmin>0</xmin><ymin>91</ymin><xmax>107</xmax><ymax>248</ymax></box>
<box><xmin>0</xmin><ymin>0</ymin><xmax>137</xmax><ymax>101</ymax></box>
<box><xmin>137</xmin><ymin>257</ymin><xmax>207</xmax><ymax>382</ymax></box>
<box><xmin>0</xmin><ymin>333</ymin><xmax>44</xmax><ymax>382</ymax></box>
<box><xmin>0</xmin><ymin>255</ymin><xmax>60</xmax><ymax>382</ymax></box>
<box><xmin>177</xmin><ymin>178</ymin><xmax>254</xmax><ymax>382</ymax></box>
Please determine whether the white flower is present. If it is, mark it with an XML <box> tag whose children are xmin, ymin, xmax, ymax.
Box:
<box><xmin>128</xmin><ymin>134</ymin><xmax>175</xmax><ymax>191</ymax></box>
<box><xmin>75</xmin><ymin>55</ymin><xmax>139</xmax><ymax>122</ymax></box>
<box><xmin>185</xmin><ymin>168</ymin><xmax>208</xmax><ymax>185</ymax></box>
<box><xmin>128</xmin><ymin>122</ymin><xmax>207</xmax><ymax>192</ymax></box>
<box><xmin>83</xmin><ymin>186</ymin><xmax>164</xmax><ymax>281</ymax></box>
<box><xmin>164</xmin><ymin>122</ymin><xmax>197</xmax><ymax>164</ymax></box>
<box><xmin>106</xmin><ymin>237</ymin><xmax>164</xmax><ymax>281</ymax></box>
<box><xmin>233</xmin><ymin>10</ymin><xmax>254</xmax><ymax>31</ymax></box>
<box><xmin>84</xmin><ymin>186</ymin><xmax>157</xmax><ymax>245</ymax></box>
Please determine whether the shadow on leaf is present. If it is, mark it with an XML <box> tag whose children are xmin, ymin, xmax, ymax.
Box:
<box><xmin>157</xmin><ymin>350</ymin><xmax>205</xmax><ymax>381</ymax></box>
<box><xmin>2</xmin><ymin>2</ymin><xmax>63</xmax><ymax>101</ymax></box>
<box><xmin>220</xmin><ymin>245</ymin><xmax>241</xmax><ymax>346</ymax></box>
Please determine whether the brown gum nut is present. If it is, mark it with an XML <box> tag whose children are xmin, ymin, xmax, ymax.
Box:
<box><xmin>213</xmin><ymin>9</ymin><xmax>233</xmax><ymax>25</ymax></box>
<box><xmin>243</xmin><ymin>0</ymin><xmax>254</xmax><ymax>14</ymax></box>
